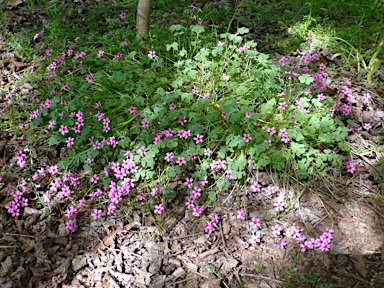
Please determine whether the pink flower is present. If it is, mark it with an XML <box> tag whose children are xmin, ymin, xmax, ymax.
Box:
<box><xmin>113</xmin><ymin>52</ymin><xmax>122</xmax><ymax>60</ymax></box>
<box><xmin>192</xmin><ymin>205</ymin><xmax>204</xmax><ymax>217</ymax></box>
<box><xmin>192</xmin><ymin>86</ymin><xmax>199</xmax><ymax>94</ymax></box>
<box><xmin>277</xmin><ymin>239</ymin><xmax>287</xmax><ymax>249</ymax></box>
<box><xmin>266</xmin><ymin>127</ymin><xmax>276</xmax><ymax>135</ymax></box>
<box><xmin>92</xmin><ymin>209</ymin><xmax>102</xmax><ymax>220</ymax></box>
<box><xmin>250</xmin><ymin>182</ymin><xmax>262</xmax><ymax>192</ymax></box>
<box><xmin>86</xmin><ymin>74</ymin><xmax>93</xmax><ymax>83</ymax></box>
<box><xmin>120</xmin><ymin>12</ymin><xmax>126</xmax><ymax>20</ymax></box>
<box><xmin>65</xmin><ymin>220</ymin><xmax>77</xmax><ymax>233</ymax></box>
<box><xmin>363</xmin><ymin>123</ymin><xmax>371</xmax><ymax>130</ymax></box>
<box><xmin>362</xmin><ymin>93</ymin><xmax>371</xmax><ymax>104</ymax></box>
<box><xmin>169</xmin><ymin>103</ymin><xmax>176</xmax><ymax>110</ymax></box>
<box><xmin>200</xmin><ymin>178</ymin><xmax>208</xmax><ymax>186</ymax></box>
<box><xmin>245</xmin><ymin>112</ymin><xmax>251</xmax><ymax>118</ymax></box>
<box><xmin>243</xmin><ymin>133</ymin><xmax>252</xmax><ymax>143</ymax></box>
<box><xmin>273</xmin><ymin>201</ymin><xmax>286</xmax><ymax>211</ymax></box>
<box><xmin>90</xmin><ymin>174</ymin><xmax>99</xmax><ymax>184</ymax></box>
<box><xmin>271</xmin><ymin>224</ymin><xmax>282</xmax><ymax>236</ymax></box>
<box><xmin>346</xmin><ymin>160</ymin><xmax>355</xmax><ymax>174</ymax></box>
<box><xmin>66</xmin><ymin>137</ymin><xmax>74</xmax><ymax>148</ymax></box>
<box><xmin>278</xmin><ymin>102</ymin><xmax>288</xmax><ymax>110</ymax></box>
<box><xmin>148</xmin><ymin>51</ymin><xmax>157</xmax><ymax>59</ymax></box>
<box><xmin>138</xmin><ymin>146</ymin><xmax>146</xmax><ymax>157</ymax></box>
<box><xmin>176</xmin><ymin>156</ymin><xmax>186</xmax><ymax>166</ymax></box>
<box><xmin>249</xmin><ymin>217</ymin><xmax>261</xmax><ymax>230</ymax></box>
<box><xmin>154</xmin><ymin>204</ymin><xmax>164</xmax><ymax>214</ymax></box>
<box><xmin>164</xmin><ymin>152</ymin><xmax>174</xmax><ymax>162</ymax></box>
<box><xmin>250</xmin><ymin>234</ymin><xmax>261</xmax><ymax>246</ymax></box>
<box><xmin>264</xmin><ymin>186</ymin><xmax>276</xmax><ymax>196</ymax></box>
<box><xmin>137</xmin><ymin>193</ymin><xmax>146</xmax><ymax>201</ymax></box>
<box><xmin>194</xmin><ymin>134</ymin><xmax>204</xmax><ymax>144</ymax></box>
<box><xmin>48</xmin><ymin>165</ymin><xmax>59</xmax><ymax>175</ymax></box>
<box><xmin>48</xmin><ymin>121</ymin><xmax>56</xmax><ymax>129</ymax></box>
<box><xmin>128</xmin><ymin>106</ymin><xmax>137</xmax><ymax>115</ymax></box>
<box><xmin>204</xmin><ymin>222</ymin><xmax>216</xmax><ymax>234</ymax></box>
<box><xmin>184</xmin><ymin>177</ymin><xmax>194</xmax><ymax>188</ymax></box>
<box><xmin>141</xmin><ymin>119</ymin><xmax>150</xmax><ymax>128</ymax></box>
<box><xmin>204</xmin><ymin>148</ymin><xmax>212</xmax><ymax>156</ymax></box>
<box><xmin>237</xmin><ymin>209</ymin><xmax>246</xmax><ymax>220</ymax></box>
<box><xmin>97</xmin><ymin>50</ymin><xmax>104</xmax><ymax>58</ymax></box>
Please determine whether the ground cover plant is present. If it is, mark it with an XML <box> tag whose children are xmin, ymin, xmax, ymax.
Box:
<box><xmin>0</xmin><ymin>0</ymin><xmax>383</xmax><ymax>287</ymax></box>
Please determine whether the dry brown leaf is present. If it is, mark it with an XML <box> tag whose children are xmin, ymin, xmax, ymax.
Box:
<box><xmin>352</xmin><ymin>166</ymin><xmax>365</xmax><ymax>179</ymax></box>
<box><xmin>23</xmin><ymin>240</ymin><xmax>35</xmax><ymax>253</ymax></box>
<box><xmin>6</xmin><ymin>0</ymin><xmax>24</xmax><ymax>8</ymax></box>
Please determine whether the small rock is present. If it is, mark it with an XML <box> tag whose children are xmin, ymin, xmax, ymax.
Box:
<box><xmin>23</xmin><ymin>207</ymin><xmax>41</xmax><ymax>216</ymax></box>
<box><xmin>171</xmin><ymin>267</ymin><xmax>186</xmax><ymax>279</ymax></box>
<box><xmin>1</xmin><ymin>256</ymin><xmax>13</xmax><ymax>275</ymax></box>
<box><xmin>20</xmin><ymin>89</ymin><xmax>29</xmax><ymax>95</ymax></box>
<box><xmin>72</xmin><ymin>255</ymin><xmax>87</xmax><ymax>271</ymax></box>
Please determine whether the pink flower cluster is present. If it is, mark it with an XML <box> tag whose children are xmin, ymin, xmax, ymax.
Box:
<box><xmin>279</xmin><ymin>128</ymin><xmax>290</xmax><ymax>143</ymax></box>
<box><xmin>204</xmin><ymin>213</ymin><xmax>220</xmax><ymax>234</ymax></box>
<box><xmin>209</xmin><ymin>159</ymin><xmax>226</xmax><ymax>170</ymax></box>
<box><xmin>16</xmin><ymin>149</ymin><xmax>27</xmax><ymax>168</ymax></box>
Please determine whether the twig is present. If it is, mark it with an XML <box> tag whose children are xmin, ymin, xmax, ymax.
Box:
<box><xmin>171</xmin><ymin>276</ymin><xmax>199</xmax><ymax>286</ymax></box>
<box><xmin>163</xmin><ymin>232</ymin><xmax>203</xmax><ymax>241</ymax></box>
<box><xmin>181</xmin><ymin>261</ymin><xmax>208</xmax><ymax>279</ymax></box>
<box><xmin>239</xmin><ymin>273</ymin><xmax>285</xmax><ymax>284</ymax></box>
<box><xmin>219</xmin><ymin>223</ymin><xmax>229</xmax><ymax>258</ymax></box>
<box><xmin>5</xmin><ymin>233</ymin><xmax>36</xmax><ymax>238</ymax></box>
<box><xmin>352</xmin><ymin>151</ymin><xmax>384</xmax><ymax>179</ymax></box>
<box><xmin>234</xmin><ymin>268</ymin><xmax>243</xmax><ymax>288</ymax></box>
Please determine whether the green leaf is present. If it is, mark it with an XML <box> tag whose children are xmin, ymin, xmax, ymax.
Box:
<box><xmin>166</xmin><ymin>42</ymin><xmax>179</xmax><ymax>51</ymax></box>
<box><xmin>48</xmin><ymin>135</ymin><xmax>60</xmax><ymax>146</ymax></box>
<box><xmin>291</xmin><ymin>142</ymin><xmax>307</xmax><ymax>157</ymax></box>
<box><xmin>256</xmin><ymin>154</ymin><xmax>270</xmax><ymax>169</ymax></box>
<box><xmin>298</xmin><ymin>74</ymin><xmax>314</xmax><ymax>85</ymax></box>
<box><xmin>191</xmin><ymin>25</ymin><xmax>205</xmax><ymax>35</ymax></box>
<box><xmin>216</xmin><ymin>179</ymin><xmax>230</xmax><ymax>191</ymax></box>
<box><xmin>237</xmin><ymin>27</ymin><xmax>249</xmax><ymax>34</ymax></box>
<box><xmin>260</xmin><ymin>99</ymin><xmax>276</xmax><ymax>116</ymax></box>
<box><xmin>208</xmin><ymin>191</ymin><xmax>217</xmax><ymax>204</ymax></box>
<box><xmin>235</xmin><ymin>85</ymin><xmax>249</xmax><ymax>95</ymax></box>
<box><xmin>165</xmin><ymin>188</ymin><xmax>176</xmax><ymax>199</ymax></box>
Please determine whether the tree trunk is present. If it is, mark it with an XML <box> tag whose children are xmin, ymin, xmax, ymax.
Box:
<box><xmin>136</xmin><ymin>0</ymin><xmax>152</xmax><ymax>38</ymax></box>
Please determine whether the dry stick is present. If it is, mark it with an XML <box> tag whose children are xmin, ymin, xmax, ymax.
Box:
<box><xmin>239</xmin><ymin>273</ymin><xmax>285</xmax><ymax>284</ymax></box>
<box><xmin>171</xmin><ymin>276</ymin><xmax>199</xmax><ymax>286</ymax></box>
<box><xmin>181</xmin><ymin>261</ymin><xmax>208</xmax><ymax>279</ymax></box>
<box><xmin>219</xmin><ymin>223</ymin><xmax>229</xmax><ymax>258</ymax></box>
<box><xmin>5</xmin><ymin>233</ymin><xmax>36</xmax><ymax>238</ymax></box>
<box><xmin>352</xmin><ymin>151</ymin><xmax>384</xmax><ymax>179</ymax></box>
<box><xmin>234</xmin><ymin>268</ymin><xmax>244</xmax><ymax>288</ymax></box>
<box><xmin>163</xmin><ymin>232</ymin><xmax>203</xmax><ymax>241</ymax></box>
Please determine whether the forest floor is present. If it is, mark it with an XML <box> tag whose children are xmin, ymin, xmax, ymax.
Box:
<box><xmin>1</xmin><ymin>1</ymin><xmax>384</xmax><ymax>288</ymax></box>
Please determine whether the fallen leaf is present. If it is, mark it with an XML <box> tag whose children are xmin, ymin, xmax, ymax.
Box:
<box><xmin>352</xmin><ymin>166</ymin><xmax>365</xmax><ymax>179</ymax></box>
<box><xmin>23</xmin><ymin>240</ymin><xmax>35</xmax><ymax>253</ymax></box>
<box><xmin>376</xmin><ymin>87</ymin><xmax>384</xmax><ymax>94</ymax></box>
<box><xmin>6</xmin><ymin>0</ymin><xmax>24</xmax><ymax>8</ymax></box>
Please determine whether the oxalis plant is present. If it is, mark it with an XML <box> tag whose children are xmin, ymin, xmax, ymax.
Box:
<box><xmin>4</xmin><ymin>11</ymin><xmax>373</xmax><ymax>254</ymax></box>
